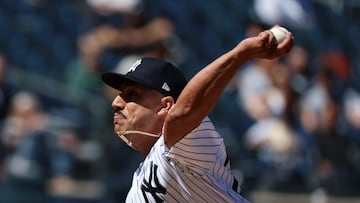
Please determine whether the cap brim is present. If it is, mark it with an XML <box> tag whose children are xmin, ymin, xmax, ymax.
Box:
<box><xmin>101</xmin><ymin>72</ymin><xmax>150</xmax><ymax>91</ymax></box>
<box><xmin>101</xmin><ymin>72</ymin><xmax>130</xmax><ymax>90</ymax></box>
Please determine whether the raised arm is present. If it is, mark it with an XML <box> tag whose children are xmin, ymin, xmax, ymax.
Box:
<box><xmin>163</xmin><ymin>28</ymin><xmax>294</xmax><ymax>148</ymax></box>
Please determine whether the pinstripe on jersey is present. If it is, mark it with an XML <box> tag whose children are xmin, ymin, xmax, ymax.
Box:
<box><xmin>125</xmin><ymin>117</ymin><xmax>249</xmax><ymax>203</ymax></box>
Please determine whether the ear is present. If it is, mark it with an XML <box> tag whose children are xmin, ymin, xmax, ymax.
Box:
<box><xmin>157</xmin><ymin>96</ymin><xmax>174</xmax><ymax>116</ymax></box>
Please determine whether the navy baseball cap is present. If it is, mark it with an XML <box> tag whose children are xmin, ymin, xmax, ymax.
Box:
<box><xmin>101</xmin><ymin>57</ymin><xmax>187</xmax><ymax>100</ymax></box>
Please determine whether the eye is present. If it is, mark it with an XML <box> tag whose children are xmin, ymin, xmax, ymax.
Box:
<box><xmin>121</xmin><ymin>90</ymin><xmax>141</xmax><ymax>102</ymax></box>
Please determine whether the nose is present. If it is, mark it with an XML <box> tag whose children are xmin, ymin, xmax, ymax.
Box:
<box><xmin>112</xmin><ymin>95</ymin><xmax>125</xmax><ymax>110</ymax></box>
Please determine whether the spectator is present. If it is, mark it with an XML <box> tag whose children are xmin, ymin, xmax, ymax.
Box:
<box><xmin>0</xmin><ymin>91</ymin><xmax>57</xmax><ymax>203</ymax></box>
<box><xmin>83</xmin><ymin>0</ymin><xmax>178</xmax><ymax>67</ymax></box>
<box><xmin>0</xmin><ymin>54</ymin><xmax>14</xmax><ymax>121</ymax></box>
<box><xmin>253</xmin><ymin>0</ymin><xmax>316</xmax><ymax>30</ymax></box>
<box><xmin>63</xmin><ymin>33</ymin><xmax>107</xmax><ymax>97</ymax></box>
<box><xmin>235</xmin><ymin>21</ymin><xmax>285</xmax><ymax>120</ymax></box>
<box><xmin>1</xmin><ymin>91</ymin><xmax>48</xmax><ymax>155</ymax></box>
<box><xmin>0</xmin><ymin>54</ymin><xmax>15</xmax><ymax>197</ymax></box>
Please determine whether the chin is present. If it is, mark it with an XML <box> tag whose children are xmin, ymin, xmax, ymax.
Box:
<box><xmin>114</xmin><ymin>127</ymin><xmax>124</xmax><ymax>132</ymax></box>
<box><xmin>114</xmin><ymin>124</ymin><xmax>124</xmax><ymax>132</ymax></box>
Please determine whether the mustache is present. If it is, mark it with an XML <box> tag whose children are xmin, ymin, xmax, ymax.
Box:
<box><xmin>114</xmin><ymin>108</ymin><xmax>127</xmax><ymax>118</ymax></box>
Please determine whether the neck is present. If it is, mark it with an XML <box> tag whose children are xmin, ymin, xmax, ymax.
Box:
<box><xmin>138</xmin><ymin>135</ymin><xmax>159</xmax><ymax>156</ymax></box>
<box><xmin>116</xmin><ymin>130</ymin><xmax>161</xmax><ymax>156</ymax></box>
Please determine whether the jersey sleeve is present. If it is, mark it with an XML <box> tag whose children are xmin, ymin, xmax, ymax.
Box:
<box><xmin>165</xmin><ymin>117</ymin><xmax>223</xmax><ymax>173</ymax></box>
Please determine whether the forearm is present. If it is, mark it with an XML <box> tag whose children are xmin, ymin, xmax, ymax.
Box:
<box><xmin>175</xmin><ymin>29</ymin><xmax>293</xmax><ymax>122</ymax></box>
<box><xmin>165</xmin><ymin>42</ymin><xmax>249</xmax><ymax>142</ymax></box>
<box><xmin>178</xmin><ymin>45</ymin><xmax>248</xmax><ymax>122</ymax></box>
<box><xmin>164</xmin><ymin>28</ymin><xmax>293</xmax><ymax>147</ymax></box>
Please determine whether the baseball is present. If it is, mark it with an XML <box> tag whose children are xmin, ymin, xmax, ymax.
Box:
<box><xmin>270</xmin><ymin>26</ymin><xmax>288</xmax><ymax>44</ymax></box>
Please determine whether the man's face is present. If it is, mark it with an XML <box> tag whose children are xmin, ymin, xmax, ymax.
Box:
<box><xmin>112</xmin><ymin>83</ymin><xmax>164</xmax><ymax>135</ymax></box>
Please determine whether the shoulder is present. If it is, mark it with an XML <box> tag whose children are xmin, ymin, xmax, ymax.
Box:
<box><xmin>164</xmin><ymin>117</ymin><xmax>224</xmax><ymax>169</ymax></box>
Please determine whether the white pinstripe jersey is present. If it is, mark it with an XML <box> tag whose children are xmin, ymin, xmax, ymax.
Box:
<box><xmin>125</xmin><ymin>117</ymin><xmax>249</xmax><ymax>203</ymax></box>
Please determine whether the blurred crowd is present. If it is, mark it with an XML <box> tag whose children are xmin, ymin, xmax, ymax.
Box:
<box><xmin>1</xmin><ymin>0</ymin><xmax>360</xmax><ymax>202</ymax></box>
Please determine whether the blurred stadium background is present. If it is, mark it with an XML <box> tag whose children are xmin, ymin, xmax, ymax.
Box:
<box><xmin>1</xmin><ymin>0</ymin><xmax>360</xmax><ymax>202</ymax></box>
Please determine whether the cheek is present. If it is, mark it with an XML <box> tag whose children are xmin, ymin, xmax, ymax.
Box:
<box><xmin>132</xmin><ymin>108</ymin><xmax>157</xmax><ymax>128</ymax></box>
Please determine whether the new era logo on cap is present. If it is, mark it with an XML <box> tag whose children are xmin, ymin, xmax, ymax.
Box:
<box><xmin>162</xmin><ymin>82</ymin><xmax>170</xmax><ymax>92</ymax></box>
<box><xmin>101</xmin><ymin>57</ymin><xmax>187</xmax><ymax>100</ymax></box>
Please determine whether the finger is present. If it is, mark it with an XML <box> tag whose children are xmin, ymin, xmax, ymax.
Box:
<box><xmin>258</xmin><ymin>30</ymin><xmax>278</xmax><ymax>53</ymax></box>
<box><xmin>277</xmin><ymin>31</ymin><xmax>294</xmax><ymax>50</ymax></box>
<box><xmin>275</xmin><ymin>32</ymin><xmax>294</xmax><ymax>56</ymax></box>
<box><xmin>264</xmin><ymin>30</ymin><xmax>278</xmax><ymax>45</ymax></box>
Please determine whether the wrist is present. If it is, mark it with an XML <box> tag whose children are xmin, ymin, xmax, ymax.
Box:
<box><xmin>232</xmin><ymin>41</ymin><xmax>250</xmax><ymax>64</ymax></box>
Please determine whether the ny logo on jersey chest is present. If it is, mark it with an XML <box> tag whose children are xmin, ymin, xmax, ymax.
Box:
<box><xmin>141</xmin><ymin>161</ymin><xmax>166</xmax><ymax>202</ymax></box>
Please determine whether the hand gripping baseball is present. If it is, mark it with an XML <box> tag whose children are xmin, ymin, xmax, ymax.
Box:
<box><xmin>239</xmin><ymin>26</ymin><xmax>294</xmax><ymax>60</ymax></box>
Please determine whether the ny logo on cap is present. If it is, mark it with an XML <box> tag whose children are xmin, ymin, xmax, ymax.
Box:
<box><xmin>128</xmin><ymin>59</ymin><xmax>142</xmax><ymax>73</ymax></box>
